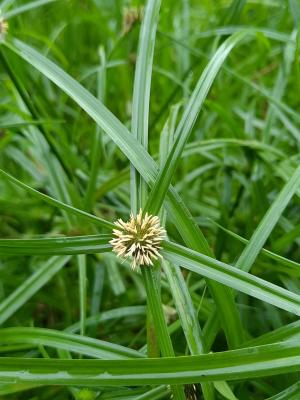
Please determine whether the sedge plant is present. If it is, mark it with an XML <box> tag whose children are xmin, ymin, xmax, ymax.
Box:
<box><xmin>0</xmin><ymin>1</ymin><xmax>300</xmax><ymax>400</ymax></box>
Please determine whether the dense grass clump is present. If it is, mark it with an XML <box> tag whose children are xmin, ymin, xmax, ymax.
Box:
<box><xmin>0</xmin><ymin>0</ymin><xmax>300</xmax><ymax>399</ymax></box>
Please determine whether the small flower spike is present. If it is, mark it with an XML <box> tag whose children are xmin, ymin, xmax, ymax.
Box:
<box><xmin>110</xmin><ymin>209</ymin><xmax>166</xmax><ymax>269</ymax></box>
<box><xmin>0</xmin><ymin>17</ymin><xmax>8</xmax><ymax>40</ymax></box>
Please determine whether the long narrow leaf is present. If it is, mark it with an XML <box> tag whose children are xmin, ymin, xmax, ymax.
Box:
<box><xmin>0</xmin><ymin>327</ymin><xmax>144</xmax><ymax>359</ymax></box>
<box><xmin>0</xmin><ymin>169</ymin><xmax>114</xmax><ymax>230</ymax></box>
<box><xmin>0</xmin><ymin>342</ymin><xmax>300</xmax><ymax>385</ymax></box>
<box><xmin>163</xmin><ymin>241</ymin><xmax>300</xmax><ymax>316</ymax></box>
<box><xmin>146</xmin><ymin>30</ymin><xmax>249</xmax><ymax>215</ymax></box>
<box><xmin>0</xmin><ymin>234</ymin><xmax>111</xmax><ymax>255</ymax></box>
<box><xmin>236</xmin><ymin>165</ymin><xmax>300</xmax><ymax>272</ymax></box>
<box><xmin>131</xmin><ymin>0</ymin><xmax>161</xmax><ymax>211</ymax></box>
<box><xmin>3</xmin><ymin>0</ymin><xmax>57</xmax><ymax>19</ymax></box>
<box><xmin>0</xmin><ymin>256</ymin><xmax>70</xmax><ymax>325</ymax></box>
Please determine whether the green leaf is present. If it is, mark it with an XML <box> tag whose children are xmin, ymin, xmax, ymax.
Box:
<box><xmin>0</xmin><ymin>342</ymin><xmax>299</xmax><ymax>386</ymax></box>
<box><xmin>0</xmin><ymin>169</ymin><xmax>114</xmax><ymax>230</ymax></box>
<box><xmin>236</xmin><ymin>165</ymin><xmax>300</xmax><ymax>272</ymax></box>
<box><xmin>145</xmin><ymin>30</ymin><xmax>249</xmax><ymax>216</ymax></box>
<box><xmin>0</xmin><ymin>327</ymin><xmax>144</xmax><ymax>359</ymax></box>
<box><xmin>141</xmin><ymin>266</ymin><xmax>185</xmax><ymax>400</ymax></box>
<box><xmin>213</xmin><ymin>381</ymin><xmax>238</xmax><ymax>400</ymax></box>
<box><xmin>130</xmin><ymin>0</ymin><xmax>162</xmax><ymax>211</ymax></box>
<box><xmin>0</xmin><ymin>234</ymin><xmax>111</xmax><ymax>255</ymax></box>
<box><xmin>267</xmin><ymin>381</ymin><xmax>300</xmax><ymax>400</ymax></box>
<box><xmin>207</xmin><ymin>219</ymin><xmax>300</xmax><ymax>276</ymax></box>
<box><xmin>3</xmin><ymin>0</ymin><xmax>57</xmax><ymax>19</ymax></box>
<box><xmin>162</xmin><ymin>241</ymin><xmax>300</xmax><ymax>316</ymax></box>
<box><xmin>0</xmin><ymin>382</ymin><xmax>41</xmax><ymax>396</ymax></box>
<box><xmin>0</xmin><ymin>256</ymin><xmax>70</xmax><ymax>325</ymax></box>
<box><xmin>77</xmin><ymin>255</ymin><xmax>87</xmax><ymax>336</ymax></box>
<box><xmin>66</xmin><ymin>306</ymin><xmax>147</xmax><ymax>334</ymax></box>
<box><xmin>134</xmin><ymin>385</ymin><xmax>170</xmax><ymax>400</ymax></box>
<box><xmin>162</xmin><ymin>260</ymin><xmax>206</xmax><ymax>354</ymax></box>
<box><xmin>84</xmin><ymin>46</ymin><xmax>106</xmax><ymax>212</ymax></box>
<box><xmin>104</xmin><ymin>256</ymin><xmax>126</xmax><ymax>296</ymax></box>
<box><xmin>244</xmin><ymin>319</ymin><xmax>300</xmax><ymax>347</ymax></box>
<box><xmin>162</xmin><ymin>260</ymin><xmax>215</xmax><ymax>399</ymax></box>
<box><xmin>161</xmin><ymin>30</ymin><xmax>300</xmax><ymax>125</ymax></box>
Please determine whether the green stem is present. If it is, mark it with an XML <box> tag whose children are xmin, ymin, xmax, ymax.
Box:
<box><xmin>141</xmin><ymin>267</ymin><xmax>185</xmax><ymax>400</ymax></box>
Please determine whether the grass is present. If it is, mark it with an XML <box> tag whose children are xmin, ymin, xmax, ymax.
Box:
<box><xmin>0</xmin><ymin>0</ymin><xmax>300</xmax><ymax>399</ymax></box>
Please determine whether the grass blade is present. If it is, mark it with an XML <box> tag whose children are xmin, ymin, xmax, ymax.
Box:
<box><xmin>0</xmin><ymin>327</ymin><xmax>143</xmax><ymax>359</ymax></box>
<box><xmin>0</xmin><ymin>235</ymin><xmax>111</xmax><ymax>255</ymax></box>
<box><xmin>3</xmin><ymin>0</ymin><xmax>58</xmax><ymax>19</ymax></box>
<box><xmin>267</xmin><ymin>381</ymin><xmax>300</xmax><ymax>400</ymax></box>
<box><xmin>145</xmin><ymin>30</ymin><xmax>249</xmax><ymax>216</ymax></box>
<box><xmin>163</xmin><ymin>241</ymin><xmax>300</xmax><ymax>316</ymax></box>
<box><xmin>162</xmin><ymin>260</ymin><xmax>215</xmax><ymax>399</ymax></box>
<box><xmin>141</xmin><ymin>267</ymin><xmax>185</xmax><ymax>400</ymax></box>
<box><xmin>208</xmin><ymin>219</ymin><xmax>300</xmax><ymax>276</ymax></box>
<box><xmin>84</xmin><ymin>46</ymin><xmax>106</xmax><ymax>212</ymax></box>
<box><xmin>66</xmin><ymin>306</ymin><xmax>147</xmax><ymax>334</ymax></box>
<box><xmin>0</xmin><ymin>342</ymin><xmax>300</xmax><ymax>385</ymax></box>
<box><xmin>130</xmin><ymin>0</ymin><xmax>161</xmax><ymax>211</ymax></box>
<box><xmin>0</xmin><ymin>256</ymin><xmax>70</xmax><ymax>325</ymax></box>
<box><xmin>236</xmin><ymin>165</ymin><xmax>300</xmax><ymax>272</ymax></box>
<box><xmin>0</xmin><ymin>169</ymin><xmax>114</xmax><ymax>230</ymax></box>
<box><xmin>77</xmin><ymin>255</ymin><xmax>87</xmax><ymax>336</ymax></box>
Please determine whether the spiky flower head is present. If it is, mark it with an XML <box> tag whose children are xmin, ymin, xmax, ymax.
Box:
<box><xmin>0</xmin><ymin>16</ymin><xmax>8</xmax><ymax>40</ymax></box>
<box><xmin>110</xmin><ymin>209</ymin><xmax>165</xmax><ymax>269</ymax></box>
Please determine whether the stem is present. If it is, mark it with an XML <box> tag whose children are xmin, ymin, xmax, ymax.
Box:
<box><xmin>141</xmin><ymin>266</ymin><xmax>185</xmax><ymax>400</ymax></box>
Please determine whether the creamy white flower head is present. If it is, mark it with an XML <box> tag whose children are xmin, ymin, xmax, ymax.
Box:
<box><xmin>0</xmin><ymin>16</ymin><xmax>8</xmax><ymax>40</ymax></box>
<box><xmin>110</xmin><ymin>209</ymin><xmax>165</xmax><ymax>269</ymax></box>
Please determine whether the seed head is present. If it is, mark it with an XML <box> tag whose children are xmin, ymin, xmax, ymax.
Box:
<box><xmin>110</xmin><ymin>209</ymin><xmax>165</xmax><ymax>269</ymax></box>
<box><xmin>122</xmin><ymin>6</ymin><xmax>143</xmax><ymax>35</ymax></box>
<box><xmin>0</xmin><ymin>17</ymin><xmax>8</xmax><ymax>40</ymax></box>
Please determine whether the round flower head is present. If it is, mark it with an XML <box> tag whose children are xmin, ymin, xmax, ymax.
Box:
<box><xmin>110</xmin><ymin>209</ymin><xmax>165</xmax><ymax>269</ymax></box>
<box><xmin>0</xmin><ymin>17</ymin><xmax>8</xmax><ymax>40</ymax></box>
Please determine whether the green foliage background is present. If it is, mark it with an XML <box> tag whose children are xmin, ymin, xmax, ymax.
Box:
<box><xmin>0</xmin><ymin>0</ymin><xmax>300</xmax><ymax>399</ymax></box>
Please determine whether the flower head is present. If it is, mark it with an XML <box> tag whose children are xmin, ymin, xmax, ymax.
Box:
<box><xmin>0</xmin><ymin>17</ymin><xmax>8</xmax><ymax>40</ymax></box>
<box><xmin>110</xmin><ymin>209</ymin><xmax>165</xmax><ymax>269</ymax></box>
<box><xmin>122</xmin><ymin>6</ymin><xmax>143</xmax><ymax>35</ymax></box>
